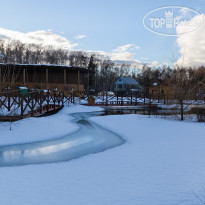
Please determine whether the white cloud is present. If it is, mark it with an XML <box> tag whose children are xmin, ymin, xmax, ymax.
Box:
<box><xmin>144</xmin><ymin>61</ymin><xmax>168</xmax><ymax>68</ymax></box>
<box><xmin>176</xmin><ymin>14</ymin><xmax>205</xmax><ymax>67</ymax></box>
<box><xmin>0</xmin><ymin>27</ymin><xmax>154</xmax><ymax>67</ymax></box>
<box><xmin>112</xmin><ymin>44</ymin><xmax>140</xmax><ymax>53</ymax></box>
<box><xmin>86</xmin><ymin>44</ymin><xmax>167</xmax><ymax>69</ymax></box>
<box><xmin>0</xmin><ymin>27</ymin><xmax>78</xmax><ymax>49</ymax></box>
<box><xmin>110</xmin><ymin>51</ymin><xmax>136</xmax><ymax>61</ymax></box>
<box><xmin>150</xmin><ymin>61</ymin><xmax>161</xmax><ymax>67</ymax></box>
<box><xmin>110</xmin><ymin>44</ymin><xmax>140</xmax><ymax>61</ymax></box>
<box><xmin>87</xmin><ymin>44</ymin><xmax>141</xmax><ymax>62</ymax></box>
<box><xmin>74</xmin><ymin>35</ymin><xmax>86</xmax><ymax>39</ymax></box>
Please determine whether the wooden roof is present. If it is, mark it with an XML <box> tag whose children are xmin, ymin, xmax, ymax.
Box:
<box><xmin>0</xmin><ymin>63</ymin><xmax>92</xmax><ymax>73</ymax></box>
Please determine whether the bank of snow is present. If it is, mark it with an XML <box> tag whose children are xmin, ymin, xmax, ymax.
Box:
<box><xmin>0</xmin><ymin>108</ymin><xmax>205</xmax><ymax>205</ymax></box>
<box><xmin>0</xmin><ymin>105</ymin><xmax>103</xmax><ymax>145</ymax></box>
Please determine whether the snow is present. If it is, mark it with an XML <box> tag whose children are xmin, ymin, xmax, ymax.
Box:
<box><xmin>0</xmin><ymin>111</ymin><xmax>123</xmax><ymax>167</ymax></box>
<box><xmin>17</xmin><ymin>86</ymin><xmax>28</xmax><ymax>90</ymax></box>
<box><xmin>0</xmin><ymin>105</ymin><xmax>204</xmax><ymax>204</ymax></box>
<box><xmin>0</xmin><ymin>104</ymin><xmax>103</xmax><ymax>145</ymax></box>
<box><xmin>89</xmin><ymin>115</ymin><xmax>205</xmax><ymax>204</ymax></box>
<box><xmin>0</xmin><ymin>63</ymin><xmax>72</xmax><ymax>68</ymax></box>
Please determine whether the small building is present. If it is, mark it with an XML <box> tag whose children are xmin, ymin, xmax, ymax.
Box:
<box><xmin>114</xmin><ymin>77</ymin><xmax>144</xmax><ymax>95</ymax></box>
<box><xmin>148</xmin><ymin>83</ymin><xmax>175</xmax><ymax>99</ymax></box>
<box><xmin>0</xmin><ymin>63</ymin><xmax>92</xmax><ymax>93</ymax></box>
<box><xmin>88</xmin><ymin>96</ymin><xmax>95</xmax><ymax>106</ymax></box>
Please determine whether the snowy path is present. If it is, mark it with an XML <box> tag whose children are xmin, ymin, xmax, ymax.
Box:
<box><xmin>0</xmin><ymin>112</ymin><xmax>123</xmax><ymax>167</ymax></box>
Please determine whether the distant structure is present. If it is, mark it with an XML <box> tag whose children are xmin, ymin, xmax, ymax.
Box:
<box><xmin>114</xmin><ymin>77</ymin><xmax>144</xmax><ymax>95</ymax></box>
<box><xmin>0</xmin><ymin>54</ymin><xmax>4</xmax><ymax>63</ymax></box>
<box><xmin>148</xmin><ymin>83</ymin><xmax>175</xmax><ymax>99</ymax></box>
<box><xmin>0</xmin><ymin>63</ymin><xmax>92</xmax><ymax>94</ymax></box>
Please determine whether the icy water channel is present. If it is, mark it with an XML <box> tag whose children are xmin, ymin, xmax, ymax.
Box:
<box><xmin>0</xmin><ymin>111</ymin><xmax>124</xmax><ymax>167</ymax></box>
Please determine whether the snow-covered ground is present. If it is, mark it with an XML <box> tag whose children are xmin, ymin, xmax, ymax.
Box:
<box><xmin>0</xmin><ymin>105</ymin><xmax>204</xmax><ymax>204</ymax></box>
<box><xmin>0</xmin><ymin>104</ymin><xmax>103</xmax><ymax>145</ymax></box>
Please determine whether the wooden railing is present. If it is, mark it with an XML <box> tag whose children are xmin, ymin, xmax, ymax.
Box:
<box><xmin>84</xmin><ymin>92</ymin><xmax>148</xmax><ymax>106</ymax></box>
<box><xmin>0</xmin><ymin>90</ymin><xmax>74</xmax><ymax>120</ymax></box>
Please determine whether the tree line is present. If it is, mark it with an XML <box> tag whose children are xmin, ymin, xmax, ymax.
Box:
<box><xmin>0</xmin><ymin>40</ymin><xmax>136</xmax><ymax>91</ymax></box>
<box><xmin>0</xmin><ymin>40</ymin><xmax>205</xmax><ymax>121</ymax></box>
<box><xmin>0</xmin><ymin>40</ymin><xmax>205</xmax><ymax>95</ymax></box>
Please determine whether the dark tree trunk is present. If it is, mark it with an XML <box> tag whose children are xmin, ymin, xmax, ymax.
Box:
<box><xmin>180</xmin><ymin>101</ymin><xmax>184</xmax><ymax>121</ymax></box>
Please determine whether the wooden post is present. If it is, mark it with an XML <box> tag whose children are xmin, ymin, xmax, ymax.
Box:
<box><xmin>69</xmin><ymin>92</ymin><xmax>71</xmax><ymax>104</ymax></box>
<box><xmin>77</xmin><ymin>70</ymin><xmax>80</xmax><ymax>93</ymax></box>
<box><xmin>144</xmin><ymin>93</ymin><xmax>146</xmax><ymax>104</ymax></box>
<box><xmin>121</xmin><ymin>92</ymin><xmax>123</xmax><ymax>106</ymax></box>
<box><xmin>58</xmin><ymin>92</ymin><xmax>60</xmax><ymax>109</ymax></box>
<box><xmin>39</xmin><ymin>91</ymin><xmax>42</xmax><ymax>114</ymax></box>
<box><xmin>87</xmin><ymin>72</ymin><xmax>90</xmax><ymax>94</ymax></box>
<box><xmin>62</xmin><ymin>91</ymin><xmax>64</xmax><ymax>106</ymax></box>
<box><xmin>47</xmin><ymin>91</ymin><xmax>49</xmax><ymax>112</ymax></box>
<box><xmin>54</xmin><ymin>90</ymin><xmax>56</xmax><ymax>110</ymax></box>
<box><xmin>73</xmin><ymin>92</ymin><xmax>75</xmax><ymax>104</ymax></box>
<box><xmin>46</xmin><ymin>69</ymin><xmax>48</xmax><ymax>89</ymax></box>
<box><xmin>31</xmin><ymin>92</ymin><xmax>34</xmax><ymax>116</ymax></box>
<box><xmin>18</xmin><ymin>91</ymin><xmax>21</xmax><ymax>104</ymax></box>
<box><xmin>64</xmin><ymin>69</ymin><xmax>66</xmax><ymax>86</ymax></box>
<box><xmin>8</xmin><ymin>93</ymin><xmax>10</xmax><ymax>111</ymax></box>
<box><xmin>106</xmin><ymin>91</ymin><xmax>108</xmax><ymax>106</ymax></box>
<box><xmin>21</xmin><ymin>94</ymin><xmax>24</xmax><ymax>119</ymax></box>
<box><xmin>23</xmin><ymin>68</ymin><xmax>26</xmax><ymax>86</ymax></box>
<box><xmin>131</xmin><ymin>92</ymin><xmax>132</xmax><ymax>105</ymax></box>
<box><xmin>135</xmin><ymin>92</ymin><xmax>138</xmax><ymax>106</ymax></box>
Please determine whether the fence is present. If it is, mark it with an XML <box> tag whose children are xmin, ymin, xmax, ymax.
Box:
<box><xmin>0</xmin><ymin>90</ymin><xmax>74</xmax><ymax>120</ymax></box>
<box><xmin>84</xmin><ymin>92</ymin><xmax>149</xmax><ymax>106</ymax></box>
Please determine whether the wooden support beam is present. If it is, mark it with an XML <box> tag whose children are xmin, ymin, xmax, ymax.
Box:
<box><xmin>31</xmin><ymin>92</ymin><xmax>34</xmax><ymax>116</ymax></box>
<box><xmin>53</xmin><ymin>91</ymin><xmax>56</xmax><ymax>110</ymax></box>
<box><xmin>46</xmin><ymin>68</ymin><xmax>48</xmax><ymax>89</ymax></box>
<box><xmin>87</xmin><ymin>72</ymin><xmax>89</xmax><ymax>94</ymax></box>
<box><xmin>77</xmin><ymin>70</ymin><xmax>80</xmax><ymax>92</ymax></box>
<box><xmin>39</xmin><ymin>91</ymin><xmax>42</xmax><ymax>114</ymax></box>
<box><xmin>23</xmin><ymin>68</ymin><xmax>26</xmax><ymax>86</ymax></box>
<box><xmin>64</xmin><ymin>69</ymin><xmax>67</xmax><ymax>86</ymax></box>
<box><xmin>21</xmin><ymin>94</ymin><xmax>24</xmax><ymax>119</ymax></box>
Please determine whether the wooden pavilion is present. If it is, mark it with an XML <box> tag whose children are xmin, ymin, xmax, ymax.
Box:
<box><xmin>0</xmin><ymin>63</ymin><xmax>91</xmax><ymax>93</ymax></box>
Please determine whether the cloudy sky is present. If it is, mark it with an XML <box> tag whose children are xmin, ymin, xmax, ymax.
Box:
<box><xmin>0</xmin><ymin>0</ymin><xmax>204</xmax><ymax>67</ymax></box>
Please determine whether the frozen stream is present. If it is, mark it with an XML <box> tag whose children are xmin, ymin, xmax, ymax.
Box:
<box><xmin>0</xmin><ymin>111</ymin><xmax>124</xmax><ymax>167</ymax></box>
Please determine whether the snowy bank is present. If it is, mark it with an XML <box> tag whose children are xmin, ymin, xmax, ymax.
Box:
<box><xmin>0</xmin><ymin>105</ymin><xmax>103</xmax><ymax>145</ymax></box>
<box><xmin>0</xmin><ymin>108</ymin><xmax>204</xmax><ymax>204</ymax></box>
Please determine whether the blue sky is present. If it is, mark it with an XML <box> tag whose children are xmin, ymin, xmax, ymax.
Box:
<box><xmin>0</xmin><ymin>0</ymin><xmax>204</xmax><ymax>66</ymax></box>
